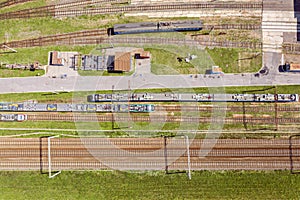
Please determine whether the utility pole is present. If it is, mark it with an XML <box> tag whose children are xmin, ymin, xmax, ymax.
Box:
<box><xmin>111</xmin><ymin>85</ymin><xmax>114</xmax><ymax>130</ymax></box>
<box><xmin>274</xmin><ymin>86</ymin><xmax>278</xmax><ymax>131</ymax></box>
<box><xmin>128</xmin><ymin>80</ymin><xmax>131</xmax><ymax>129</ymax></box>
<box><xmin>164</xmin><ymin>136</ymin><xmax>168</xmax><ymax>174</ymax></box>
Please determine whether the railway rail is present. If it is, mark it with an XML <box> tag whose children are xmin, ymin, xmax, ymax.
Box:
<box><xmin>6</xmin><ymin>36</ymin><xmax>298</xmax><ymax>52</ymax></box>
<box><xmin>0</xmin><ymin>138</ymin><xmax>299</xmax><ymax>170</ymax></box>
<box><xmin>1</xmin><ymin>29</ymin><xmax>107</xmax><ymax>48</ymax></box>
<box><xmin>24</xmin><ymin>112</ymin><xmax>300</xmax><ymax>125</ymax></box>
<box><xmin>283</xmin><ymin>43</ymin><xmax>300</xmax><ymax>54</ymax></box>
<box><xmin>0</xmin><ymin>2</ymin><xmax>262</xmax><ymax>20</ymax></box>
<box><xmin>1</xmin><ymin>23</ymin><xmax>261</xmax><ymax>49</ymax></box>
<box><xmin>0</xmin><ymin>0</ymin><xmax>34</xmax><ymax>9</ymax></box>
<box><xmin>202</xmin><ymin>24</ymin><xmax>261</xmax><ymax>31</ymax></box>
<box><xmin>100</xmin><ymin>37</ymin><xmax>262</xmax><ymax>50</ymax></box>
<box><xmin>53</xmin><ymin>0</ymin><xmax>130</xmax><ymax>11</ymax></box>
<box><xmin>157</xmin><ymin>105</ymin><xmax>300</xmax><ymax>112</ymax></box>
<box><xmin>1</xmin><ymin>37</ymin><xmax>262</xmax><ymax>50</ymax></box>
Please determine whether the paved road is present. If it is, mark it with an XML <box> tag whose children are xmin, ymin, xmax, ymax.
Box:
<box><xmin>0</xmin><ymin>71</ymin><xmax>298</xmax><ymax>94</ymax></box>
<box><xmin>0</xmin><ymin>71</ymin><xmax>299</xmax><ymax>94</ymax></box>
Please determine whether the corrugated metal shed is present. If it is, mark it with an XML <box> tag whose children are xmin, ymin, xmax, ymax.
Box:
<box><xmin>81</xmin><ymin>55</ymin><xmax>104</xmax><ymax>70</ymax></box>
<box><xmin>114</xmin><ymin>52</ymin><xmax>132</xmax><ymax>72</ymax></box>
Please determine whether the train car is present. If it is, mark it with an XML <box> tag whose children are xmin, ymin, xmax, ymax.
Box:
<box><xmin>129</xmin><ymin>104</ymin><xmax>155</xmax><ymax>112</ymax></box>
<box><xmin>87</xmin><ymin>93</ymin><xmax>299</xmax><ymax>103</ymax></box>
<box><xmin>87</xmin><ymin>94</ymin><xmax>112</xmax><ymax>102</ymax></box>
<box><xmin>276</xmin><ymin>94</ymin><xmax>299</xmax><ymax>102</ymax></box>
<box><xmin>0</xmin><ymin>103</ymin><xmax>23</xmax><ymax>111</ymax></box>
<box><xmin>0</xmin><ymin>114</ymin><xmax>27</xmax><ymax>122</ymax></box>
<box><xmin>112</xmin><ymin>20</ymin><xmax>202</xmax><ymax>35</ymax></box>
<box><xmin>0</xmin><ymin>101</ymin><xmax>155</xmax><ymax>113</ymax></box>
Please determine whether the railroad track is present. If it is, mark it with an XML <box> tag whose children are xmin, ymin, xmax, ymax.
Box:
<box><xmin>0</xmin><ymin>0</ymin><xmax>34</xmax><ymax>9</ymax></box>
<box><xmin>0</xmin><ymin>138</ymin><xmax>299</xmax><ymax>170</ymax></box>
<box><xmin>1</xmin><ymin>37</ymin><xmax>264</xmax><ymax>50</ymax></box>
<box><xmin>282</xmin><ymin>43</ymin><xmax>300</xmax><ymax>54</ymax></box>
<box><xmin>103</xmin><ymin>37</ymin><xmax>262</xmax><ymax>50</ymax></box>
<box><xmin>158</xmin><ymin>105</ymin><xmax>300</xmax><ymax>112</ymax></box>
<box><xmin>0</xmin><ymin>2</ymin><xmax>262</xmax><ymax>20</ymax></box>
<box><xmin>1</xmin><ymin>29</ymin><xmax>107</xmax><ymax>48</ymax></box>
<box><xmin>1</xmin><ymin>23</ymin><xmax>261</xmax><ymax>49</ymax></box>
<box><xmin>52</xmin><ymin>0</ymin><xmax>130</xmax><ymax>11</ymax></box>
<box><xmin>25</xmin><ymin>112</ymin><xmax>300</xmax><ymax>125</ymax></box>
<box><xmin>202</xmin><ymin>24</ymin><xmax>261</xmax><ymax>31</ymax></box>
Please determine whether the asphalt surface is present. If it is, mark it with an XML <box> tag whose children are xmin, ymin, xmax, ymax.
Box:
<box><xmin>0</xmin><ymin>71</ymin><xmax>298</xmax><ymax>94</ymax></box>
<box><xmin>0</xmin><ymin>57</ymin><xmax>299</xmax><ymax>94</ymax></box>
<box><xmin>1</xmin><ymin>0</ymin><xmax>299</xmax><ymax>94</ymax></box>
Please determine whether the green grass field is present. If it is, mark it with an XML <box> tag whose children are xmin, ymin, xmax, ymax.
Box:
<box><xmin>206</xmin><ymin>48</ymin><xmax>262</xmax><ymax>73</ymax></box>
<box><xmin>0</xmin><ymin>170</ymin><xmax>299</xmax><ymax>199</ymax></box>
<box><xmin>0</xmin><ymin>0</ymin><xmax>47</xmax><ymax>14</ymax></box>
<box><xmin>0</xmin><ymin>45</ymin><xmax>97</xmax><ymax>65</ymax></box>
<box><xmin>0</xmin><ymin>68</ymin><xmax>45</xmax><ymax>78</ymax></box>
<box><xmin>145</xmin><ymin>45</ymin><xmax>214</xmax><ymax>75</ymax></box>
<box><xmin>1</xmin><ymin>44</ymin><xmax>261</xmax><ymax>75</ymax></box>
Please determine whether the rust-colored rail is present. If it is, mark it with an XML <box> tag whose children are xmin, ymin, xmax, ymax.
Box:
<box><xmin>0</xmin><ymin>2</ymin><xmax>263</xmax><ymax>20</ymax></box>
<box><xmin>0</xmin><ymin>0</ymin><xmax>34</xmax><ymax>9</ymax></box>
<box><xmin>24</xmin><ymin>112</ymin><xmax>300</xmax><ymax>125</ymax></box>
<box><xmin>1</xmin><ymin>29</ymin><xmax>107</xmax><ymax>48</ymax></box>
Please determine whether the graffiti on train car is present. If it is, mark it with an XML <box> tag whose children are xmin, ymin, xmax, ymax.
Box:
<box><xmin>0</xmin><ymin>103</ymin><xmax>155</xmax><ymax>113</ymax></box>
<box><xmin>87</xmin><ymin>93</ymin><xmax>299</xmax><ymax>103</ymax></box>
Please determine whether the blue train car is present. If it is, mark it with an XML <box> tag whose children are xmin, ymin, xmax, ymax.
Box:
<box><xmin>0</xmin><ymin>103</ymin><xmax>23</xmax><ymax>111</ymax></box>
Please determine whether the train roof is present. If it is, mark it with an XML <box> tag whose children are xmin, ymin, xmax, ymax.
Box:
<box><xmin>114</xmin><ymin>22</ymin><xmax>157</xmax><ymax>29</ymax></box>
<box><xmin>114</xmin><ymin>20</ymin><xmax>202</xmax><ymax>30</ymax></box>
<box><xmin>163</xmin><ymin>20</ymin><xmax>202</xmax><ymax>26</ymax></box>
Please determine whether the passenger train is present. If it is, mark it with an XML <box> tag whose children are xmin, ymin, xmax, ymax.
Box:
<box><xmin>0</xmin><ymin>103</ymin><xmax>155</xmax><ymax>113</ymax></box>
<box><xmin>108</xmin><ymin>20</ymin><xmax>203</xmax><ymax>35</ymax></box>
<box><xmin>87</xmin><ymin>93</ymin><xmax>299</xmax><ymax>103</ymax></box>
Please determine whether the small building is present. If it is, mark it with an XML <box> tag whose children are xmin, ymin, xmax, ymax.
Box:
<box><xmin>48</xmin><ymin>51</ymin><xmax>78</xmax><ymax>68</ymax></box>
<box><xmin>80</xmin><ymin>47</ymin><xmax>151</xmax><ymax>72</ymax></box>
<box><xmin>81</xmin><ymin>55</ymin><xmax>104</xmax><ymax>70</ymax></box>
<box><xmin>106</xmin><ymin>55</ymin><xmax>115</xmax><ymax>71</ymax></box>
<box><xmin>114</xmin><ymin>52</ymin><xmax>132</xmax><ymax>72</ymax></box>
<box><xmin>132</xmin><ymin>49</ymin><xmax>151</xmax><ymax>59</ymax></box>
<box><xmin>49</xmin><ymin>51</ymin><xmax>64</xmax><ymax>66</ymax></box>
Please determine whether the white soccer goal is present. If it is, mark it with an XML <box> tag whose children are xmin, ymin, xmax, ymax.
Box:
<box><xmin>48</xmin><ymin>135</ymin><xmax>61</xmax><ymax>178</ymax></box>
<box><xmin>164</xmin><ymin>135</ymin><xmax>192</xmax><ymax>180</ymax></box>
<box><xmin>184</xmin><ymin>135</ymin><xmax>192</xmax><ymax>180</ymax></box>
